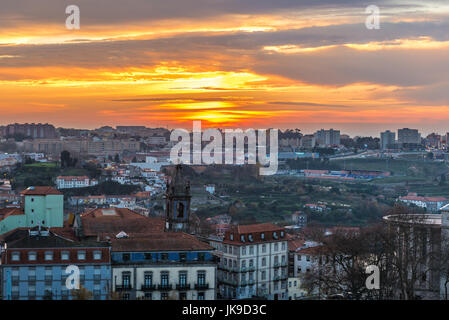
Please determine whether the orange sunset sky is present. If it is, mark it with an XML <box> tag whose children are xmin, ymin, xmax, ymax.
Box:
<box><xmin>0</xmin><ymin>0</ymin><xmax>449</xmax><ymax>136</ymax></box>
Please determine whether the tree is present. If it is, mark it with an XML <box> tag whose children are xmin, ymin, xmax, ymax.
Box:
<box><xmin>61</xmin><ymin>150</ymin><xmax>71</xmax><ymax>168</ymax></box>
<box><xmin>71</xmin><ymin>286</ymin><xmax>93</xmax><ymax>300</ymax></box>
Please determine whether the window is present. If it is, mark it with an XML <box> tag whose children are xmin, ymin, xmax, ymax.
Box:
<box><xmin>230</xmin><ymin>234</ymin><xmax>234</xmax><ymax>241</ymax></box>
<box><xmin>180</xmin><ymin>292</ymin><xmax>187</xmax><ymax>300</ymax></box>
<box><xmin>197</xmin><ymin>292</ymin><xmax>205</xmax><ymax>300</ymax></box>
<box><xmin>122</xmin><ymin>272</ymin><xmax>131</xmax><ymax>287</ymax></box>
<box><xmin>28</xmin><ymin>251</ymin><xmax>37</xmax><ymax>261</ymax></box>
<box><xmin>282</xmin><ymin>242</ymin><xmax>286</xmax><ymax>250</ymax></box>
<box><xmin>144</xmin><ymin>253</ymin><xmax>152</xmax><ymax>260</ymax></box>
<box><xmin>144</xmin><ymin>272</ymin><xmax>153</xmax><ymax>286</ymax></box>
<box><xmin>179</xmin><ymin>253</ymin><xmax>187</xmax><ymax>262</ymax></box>
<box><xmin>261</xmin><ymin>233</ymin><xmax>265</xmax><ymax>240</ymax></box>
<box><xmin>11</xmin><ymin>252</ymin><xmax>20</xmax><ymax>261</ymax></box>
<box><xmin>78</xmin><ymin>251</ymin><xmax>86</xmax><ymax>260</ymax></box>
<box><xmin>161</xmin><ymin>272</ymin><xmax>169</xmax><ymax>286</ymax></box>
<box><xmin>179</xmin><ymin>272</ymin><xmax>187</xmax><ymax>286</ymax></box>
<box><xmin>261</xmin><ymin>271</ymin><xmax>266</xmax><ymax>280</ymax></box>
<box><xmin>197</xmin><ymin>271</ymin><xmax>206</xmax><ymax>285</ymax></box>
<box><xmin>161</xmin><ymin>253</ymin><xmax>168</xmax><ymax>261</ymax></box>
<box><xmin>93</xmin><ymin>250</ymin><xmax>102</xmax><ymax>260</ymax></box>
<box><xmin>241</xmin><ymin>260</ymin><xmax>246</xmax><ymax>268</ymax></box>
<box><xmin>274</xmin><ymin>243</ymin><xmax>279</xmax><ymax>251</ymax></box>
<box><xmin>161</xmin><ymin>292</ymin><xmax>168</xmax><ymax>300</ymax></box>
<box><xmin>122</xmin><ymin>253</ymin><xmax>130</xmax><ymax>261</ymax></box>
<box><xmin>249</xmin><ymin>259</ymin><xmax>254</xmax><ymax>267</ymax></box>
<box><xmin>240</xmin><ymin>235</ymin><xmax>245</xmax><ymax>242</ymax></box>
<box><xmin>249</xmin><ymin>246</ymin><xmax>254</xmax><ymax>255</ymax></box>
<box><xmin>61</xmin><ymin>251</ymin><xmax>70</xmax><ymax>261</ymax></box>
<box><xmin>144</xmin><ymin>292</ymin><xmax>152</xmax><ymax>300</ymax></box>
<box><xmin>306</xmin><ymin>255</ymin><xmax>310</xmax><ymax>262</ymax></box>
<box><xmin>262</xmin><ymin>244</ymin><xmax>266</xmax><ymax>253</ymax></box>
<box><xmin>44</xmin><ymin>251</ymin><xmax>53</xmax><ymax>261</ymax></box>
<box><xmin>262</xmin><ymin>257</ymin><xmax>266</xmax><ymax>267</ymax></box>
<box><xmin>198</xmin><ymin>252</ymin><xmax>205</xmax><ymax>261</ymax></box>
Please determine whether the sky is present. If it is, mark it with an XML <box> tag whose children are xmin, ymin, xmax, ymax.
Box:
<box><xmin>0</xmin><ymin>0</ymin><xmax>448</xmax><ymax>137</ymax></box>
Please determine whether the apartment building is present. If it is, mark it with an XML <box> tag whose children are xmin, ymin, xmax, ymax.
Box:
<box><xmin>0</xmin><ymin>186</ymin><xmax>64</xmax><ymax>235</ymax></box>
<box><xmin>314</xmin><ymin>129</ymin><xmax>340</xmax><ymax>147</ymax></box>
<box><xmin>1</xmin><ymin>228</ymin><xmax>111</xmax><ymax>300</ymax></box>
<box><xmin>55</xmin><ymin>176</ymin><xmax>98</xmax><ymax>189</ymax></box>
<box><xmin>111</xmin><ymin>233</ymin><xmax>216</xmax><ymax>300</ymax></box>
<box><xmin>398</xmin><ymin>128</ymin><xmax>421</xmax><ymax>145</ymax></box>
<box><xmin>380</xmin><ymin>130</ymin><xmax>396</xmax><ymax>150</ymax></box>
<box><xmin>214</xmin><ymin>223</ymin><xmax>289</xmax><ymax>300</ymax></box>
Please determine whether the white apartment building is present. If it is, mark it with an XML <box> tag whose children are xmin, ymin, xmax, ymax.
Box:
<box><xmin>55</xmin><ymin>176</ymin><xmax>98</xmax><ymax>189</ymax></box>
<box><xmin>213</xmin><ymin>223</ymin><xmax>289</xmax><ymax>300</ymax></box>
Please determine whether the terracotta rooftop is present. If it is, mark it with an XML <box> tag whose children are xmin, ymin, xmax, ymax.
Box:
<box><xmin>80</xmin><ymin>207</ymin><xmax>165</xmax><ymax>238</ymax></box>
<box><xmin>223</xmin><ymin>223</ymin><xmax>286</xmax><ymax>245</ymax></box>
<box><xmin>0</xmin><ymin>207</ymin><xmax>25</xmax><ymax>221</ymax></box>
<box><xmin>111</xmin><ymin>233</ymin><xmax>213</xmax><ymax>252</ymax></box>
<box><xmin>20</xmin><ymin>186</ymin><xmax>62</xmax><ymax>196</ymax></box>
<box><xmin>56</xmin><ymin>176</ymin><xmax>89</xmax><ymax>180</ymax></box>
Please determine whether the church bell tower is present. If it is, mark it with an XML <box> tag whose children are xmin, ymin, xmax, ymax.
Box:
<box><xmin>165</xmin><ymin>165</ymin><xmax>191</xmax><ymax>232</ymax></box>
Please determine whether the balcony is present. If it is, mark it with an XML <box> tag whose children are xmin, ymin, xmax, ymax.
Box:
<box><xmin>220</xmin><ymin>278</ymin><xmax>238</xmax><ymax>286</ymax></box>
<box><xmin>194</xmin><ymin>283</ymin><xmax>209</xmax><ymax>290</ymax></box>
<box><xmin>241</xmin><ymin>266</ymin><xmax>256</xmax><ymax>272</ymax></box>
<box><xmin>141</xmin><ymin>284</ymin><xmax>156</xmax><ymax>291</ymax></box>
<box><xmin>274</xmin><ymin>261</ymin><xmax>288</xmax><ymax>268</ymax></box>
<box><xmin>219</xmin><ymin>265</ymin><xmax>238</xmax><ymax>272</ymax></box>
<box><xmin>115</xmin><ymin>284</ymin><xmax>132</xmax><ymax>291</ymax></box>
<box><xmin>157</xmin><ymin>284</ymin><xmax>173</xmax><ymax>291</ymax></box>
<box><xmin>176</xmin><ymin>283</ymin><xmax>191</xmax><ymax>290</ymax></box>
<box><xmin>273</xmin><ymin>274</ymin><xmax>288</xmax><ymax>281</ymax></box>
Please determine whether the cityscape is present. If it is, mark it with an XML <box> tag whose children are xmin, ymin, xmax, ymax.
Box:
<box><xmin>1</xmin><ymin>0</ymin><xmax>449</xmax><ymax>308</ymax></box>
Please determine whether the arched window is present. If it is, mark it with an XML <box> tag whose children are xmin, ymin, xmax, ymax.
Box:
<box><xmin>177</xmin><ymin>202</ymin><xmax>185</xmax><ymax>218</ymax></box>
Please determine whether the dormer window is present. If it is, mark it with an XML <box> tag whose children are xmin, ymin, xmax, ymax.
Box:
<box><xmin>280</xmin><ymin>231</ymin><xmax>285</xmax><ymax>238</ymax></box>
<box><xmin>261</xmin><ymin>233</ymin><xmax>265</xmax><ymax>240</ymax></box>
<box><xmin>240</xmin><ymin>235</ymin><xmax>245</xmax><ymax>242</ymax></box>
<box><xmin>44</xmin><ymin>251</ymin><xmax>53</xmax><ymax>261</ymax></box>
<box><xmin>28</xmin><ymin>252</ymin><xmax>37</xmax><ymax>261</ymax></box>
<box><xmin>273</xmin><ymin>232</ymin><xmax>278</xmax><ymax>239</ymax></box>
<box><xmin>248</xmin><ymin>234</ymin><xmax>253</xmax><ymax>242</ymax></box>
<box><xmin>230</xmin><ymin>234</ymin><xmax>234</xmax><ymax>241</ymax></box>
<box><xmin>11</xmin><ymin>252</ymin><xmax>20</xmax><ymax>261</ymax></box>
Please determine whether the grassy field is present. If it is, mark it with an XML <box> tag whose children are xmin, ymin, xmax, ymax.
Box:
<box><xmin>24</xmin><ymin>162</ymin><xmax>58</xmax><ymax>168</ymax></box>
<box><xmin>333</xmin><ymin>158</ymin><xmax>448</xmax><ymax>178</ymax></box>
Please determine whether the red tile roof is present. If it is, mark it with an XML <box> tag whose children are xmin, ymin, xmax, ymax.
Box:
<box><xmin>80</xmin><ymin>207</ymin><xmax>165</xmax><ymax>239</ymax></box>
<box><xmin>111</xmin><ymin>233</ymin><xmax>213</xmax><ymax>252</ymax></box>
<box><xmin>0</xmin><ymin>207</ymin><xmax>25</xmax><ymax>221</ymax></box>
<box><xmin>223</xmin><ymin>223</ymin><xmax>286</xmax><ymax>245</ymax></box>
<box><xmin>20</xmin><ymin>186</ymin><xmax>62</xmax><ymax>196</ymax></box>
<box><xmin>56</xmin><ymin>176</ymin><xmax>89</xmax><ymax>181</ymax></box>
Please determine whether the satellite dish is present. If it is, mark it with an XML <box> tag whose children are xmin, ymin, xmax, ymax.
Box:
<box><xmin>115</xmin><ymin>231</ymin><xmax>129</xmax><ymax>239</ymax></box>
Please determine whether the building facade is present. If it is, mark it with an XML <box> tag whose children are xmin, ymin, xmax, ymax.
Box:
<box><xmin>0</xmin><ymin>187</ymin><xmax>64</xmax><ymax>235</ymax></box>
<box><xmin>1</xmin><ymin>229</ymin><xmax>111</xmax><ymax>300</ymax></box>
<box><xmin>380</xmin><ymin>130</ymin><xmax>396</xmax><ymax>150</ymax></box>
<box><xmin>214</xmin><ymin>223</ymin><xmax>289</xmax><ymax>300</ymax></box>
<box><xmin>398</xmin><ymin>128</ymin><xmax>421</xmax><ymax>145</ymax></box>
<box><xmin>110</xmin><ymin>234</ymin><xmax>216</xmax><ymax>300</ymax></box>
